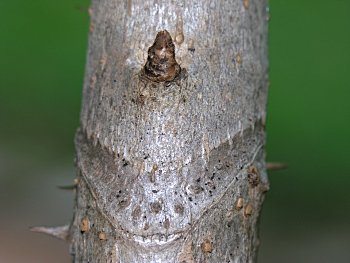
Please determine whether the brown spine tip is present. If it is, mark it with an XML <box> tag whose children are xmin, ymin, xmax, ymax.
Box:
<box><xmin>266</xmin><ymin>162</ymin><xmax>288</xmax><ymax>171</ymax></box>
<box><xmin>143</xmin><ymin>30</ymin><xmax>181</xmax><ymax>82</ymax></box>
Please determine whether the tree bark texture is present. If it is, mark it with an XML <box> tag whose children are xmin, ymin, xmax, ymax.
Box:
<box><xmin>70</xmin><ymin>0</ymin><xmax>269</xmax><ymax>262</ymax></box>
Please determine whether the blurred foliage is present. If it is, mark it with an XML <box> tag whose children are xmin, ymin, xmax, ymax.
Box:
<box><xmin>0</xmin><ymin>0</ymin><xmax>89</xmax><ymax>155</ymax></box>
<box><xmin>260</xmin><ymin>1</ymin><xmax>350</xmax><ymax>261</ymax></box>
<box><xmin>0</xmin><ymin>0</ymin><xmax>349</xmax><ymax>262</ymax></box>
<box><xmin>265</xmin><ymin>0</ymin><xmax>350</xmax><ymax>221</ymax></box>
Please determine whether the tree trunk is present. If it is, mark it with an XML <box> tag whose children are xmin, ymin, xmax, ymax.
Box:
<box><xmin>70</xmin><ymin>0</ymin><xmax>269</xmax><ymax>262</ymax></box>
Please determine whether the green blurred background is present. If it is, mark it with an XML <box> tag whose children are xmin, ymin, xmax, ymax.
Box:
<box><xmin>1</xmin><ymin>1</ymin><xmax>349</xmax><ymax>262</ymax></box>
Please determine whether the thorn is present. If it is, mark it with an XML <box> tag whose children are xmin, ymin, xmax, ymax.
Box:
<box><xmin>88</xmin><ymin>6</ymin><xmax>93</xmax><ymax>17</ymax></box>
<box><xmin>75</xmin><ymin>4</ymin><xmax>90</xmax><ymax>14</ymax></box>
<box><xmin>30</xmin><ymin>225</ymin><xmax>70</xmax><ymax>241</ymax></box>
<box><xmin>266</xmin><ymin>162</ymin><xmax>288</xmax><ymax>171</ymax></box>
<box><xmin>57</xmin><ymin>178</ymin><xmax>79</xmax><ymax>190</ymax></box>
<box><xmin>57</xmin><ymin>184</ymin><xmax>77</xmax><ymax>190</ymax></box>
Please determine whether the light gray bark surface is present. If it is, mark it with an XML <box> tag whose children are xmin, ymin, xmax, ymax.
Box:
<box><xmin>70</xmin><ymin>0</ymin><xmax>269</xmax><ymax>262</ymax></box>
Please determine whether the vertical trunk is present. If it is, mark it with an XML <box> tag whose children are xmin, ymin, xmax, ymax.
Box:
<box><xmin>70</xmin><ymin>0</ymin><xmax>269</xmax><ymax>262</ymax></box>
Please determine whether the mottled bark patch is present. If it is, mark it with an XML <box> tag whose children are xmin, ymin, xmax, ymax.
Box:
<box><xmin>163</xmin><ymin>218</ymin><xmax>170</xmax><ymax>229</ymax></box>
<box><xmin>132</xmin><ymin>205</ymin><xmax>142</xmax><ymax>220</ymax></box>
<box><xmin>150</xmin><ymin>201</ymin><xmax>163</xmax><ymax>214</ymax></box>
<box><xmin>174</xmin><ymin>204</ymin><xmax>185</xmax><ymax>215</ymax></box>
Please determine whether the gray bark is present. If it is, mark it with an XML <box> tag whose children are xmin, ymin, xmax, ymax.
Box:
<box><xmin>69</xmin><ymin>0</ymin><xmax>269</xmax><ymax>262</ymax></box>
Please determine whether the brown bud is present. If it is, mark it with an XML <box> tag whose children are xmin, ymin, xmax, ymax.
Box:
<box><xmin>243</xmin><ymin>0</ymin><xmax>249</xmax><ymax>9</ymax></box>
<box><xmin>235</xmin><ymin>197</ymin><xmax>244</xmax><ymax>210</ymax></box>
<box><xmin>201</xmin><ymin>239</ymin><xmax>213</xmax><ymax>253</ymax></box>
<box><xmin>98</xmin><ymin>231</ymin><xmax>107</xmax><ymax>240</ymax></box>
<box><xmin>80</xmin><ymin>217</ymin><xmax>90</xmax><ymax>233</ymax></box>
<box><xmin>244</xmin><ymin>203</ymin><xmax>253</xmax><ymax>217</ymax></box>
<box><xmin>143</xmin><ymin>30</ymin><xmax>181</xmax><ymax>82</ymax></box>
